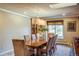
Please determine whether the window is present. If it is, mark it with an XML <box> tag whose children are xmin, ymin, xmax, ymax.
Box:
<box><xmin>47</xmin><ymin>20</ymin><xmax>64</xmax><ymax>39</ymax></box>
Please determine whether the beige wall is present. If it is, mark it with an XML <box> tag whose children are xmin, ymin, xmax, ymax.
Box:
<box><xmin>46</xmin><ymin>17</ymin><xmax>79</xmax><ymax>46</ymax></box>
<box><xmin>0</xmin><ymin>11</ymin><xmax>31</xmax><ymax>53</ymax></box>
<box><xmin>63</xmin><ymin>17</ymin><xmax>79</xmax><ymax>46</ymax></box>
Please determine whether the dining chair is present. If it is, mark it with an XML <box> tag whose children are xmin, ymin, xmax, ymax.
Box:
<box><xmin>40</xmin><ymin>35</ymin><xmax>57</xmax><ymax>56</ymax></box>
<box><xmin>24</xmin><ymin>35</ymin><xmax>34</xmax><ymax>52</ymax></box>
<box><xmin>32</xmin><ymin>34</ymin><xmax>37</xmax><ymax>40</ymax></box>
<box><xmin>51</xmin><ymin>35</ymin><xmax>57</xmax><ymax>53</ymax></box>
<box><xmin>73</xmin><ymin>36</ymin><xmax>79</xmax><ymax>56</ymax></box>
<box><xmin>12</xmin><ymin>39</ymin><xmax>34</xmax><ymax>56</ymax></box>
<box><xmin>24</xmin><ymin>35</ymin><xmax>30</xmax><ymax>41</ymax></box>
<box><xmin>40</xmin><ymin>36</ymin><xmax>54</xmax><ymax>56</ymax></box>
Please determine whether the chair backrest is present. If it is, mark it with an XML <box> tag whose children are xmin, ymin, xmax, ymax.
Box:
<box><xmin>32</xmin><ymin>34</ymin><xmax>37</xmax><ymax>40</ymax></box>
<box><xmin>12</xmin><ymin>39</ymin><xmax>25</xmax><ymax>56</ymax></box>
<box><xmin>24</xmin><ymin>35</ymin><xmax>30</xmax><ymax>41</ymax></box>
<box><xmin>52</xmin><ymin>35</ymin><xmax>57</xmax><ymax>47</ymax></box>
<box><xmin>46</xmin><ymin>37</ymin><xmax>54</xmax><ymax>51</ymax></box>
<box><xmin>47</xmin><ymin>35</ymin><xmax>57</xmax><ymax>51</ymax></box>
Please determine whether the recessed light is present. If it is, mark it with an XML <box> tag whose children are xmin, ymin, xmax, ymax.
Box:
<box><xmin>24</xmin><ymin>12</ymin><xmax>27</xmax><ymax>14</ymax></box>
<box><xmin>62</xmin><ymin>13</ymin><xmax>66</xmax><ymax>16</ymax></box>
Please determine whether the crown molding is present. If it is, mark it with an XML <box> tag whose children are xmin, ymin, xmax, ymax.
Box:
<box><xmin>0</xmin><ymin>8</ymin><xmax>30</xmax><ymax>18</ymax></box>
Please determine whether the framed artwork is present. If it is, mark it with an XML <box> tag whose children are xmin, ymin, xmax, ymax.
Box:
<box><xmin>67</xmin><ymin>21</ymin><xmax>76</xmax><ymax>32</ymax></box>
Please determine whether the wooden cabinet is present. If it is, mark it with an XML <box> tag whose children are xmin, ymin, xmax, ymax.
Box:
<box><xmin>31</xmin><ymin>18</ymin><xmax>37</xmax><ymax>34</ymax></box>
<box><xmin>31</xmin><ymin>18</ymin><xmax>37</xmax><ymax>40</ymax></box>
<box><xmin>31</xmin><ymin>18</ymin><xmax>47</xmax><ymax>40</ymax></box>
<box><xmin>31</xmin><ymin>24</ymin><xmax>37</xmax><ymax>34</ymax></box>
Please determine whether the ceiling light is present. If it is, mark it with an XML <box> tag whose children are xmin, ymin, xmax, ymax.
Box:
<box><xmin>62</xmin><ymin>13</ymin><xmax>66</xmax><ymax>16</ymax></box>
<box><xmin>24</xmin><ymin>12</ymin><xmax>27</xmax><ymax>14</ymax></box>
<box><xmin>49</xmin><ymin>3</ymin><xmax>77</xmax><ymax>9</ymax></box>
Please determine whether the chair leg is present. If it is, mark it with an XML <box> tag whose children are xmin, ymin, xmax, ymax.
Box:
<box><xmin>48</xmin><ymin>50</ymin><xmax>52</xmax><ymax>56</ymax></box>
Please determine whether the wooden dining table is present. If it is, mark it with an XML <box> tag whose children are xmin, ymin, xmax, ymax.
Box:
<box><xmin>25</xmin><ymin>39</ymin><xmax>47</xmax><ymax>56</ymax></box>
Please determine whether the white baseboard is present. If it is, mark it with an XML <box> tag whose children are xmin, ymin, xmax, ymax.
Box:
<box><xmin>0</xmin><ymin>49</ymin><xmax>13</xmax><ymax>56</ymax></box>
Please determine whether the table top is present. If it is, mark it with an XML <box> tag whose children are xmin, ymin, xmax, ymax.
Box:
<box><xmin>25</xmin><ymin>39</ymin><xmax>47</xmax><ymax>48</ymax></box>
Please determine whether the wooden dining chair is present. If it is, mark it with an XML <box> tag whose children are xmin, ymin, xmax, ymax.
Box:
<box><xmin>32</xmin><ymin>34</ymin><xmax>37</xmax><ymax>40</ymax></box>
<box><xmin>40</xmin><ymin>36</ymin><xmax>54</xmax><ymax>56</ymax></box>
<box><xmin>73</xmin><ymin>36</ymin><xmax>79</xmax><ymax>56</ymax></box>
<box><xmin>23</xmin><ymin>35</ymin><xmax>34</xmax><ymax>53</ymax></box>
<box><xmin>40</xmin><ymin>35</ymin><xmax>57</xmax><ymax>56</ymax></box>
<box><xmin>51</xmin><ymin>35</ymin><xmax>57</xmax><ymax>53</ymax></box>
<box><xmin>12</xmin><ymin>39</ymin><xmax>34</xmax><ymax>56</ymax></box>
<box><xmin>24</xmin><ymin>35</ymin><xmax>30</xmax><ymax>41</ymax></box>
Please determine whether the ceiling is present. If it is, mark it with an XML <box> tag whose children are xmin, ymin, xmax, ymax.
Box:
<box><xmin>0</xmin><ymin>3</ymin><xmax>79</xmax><ymax>18</ymax></box>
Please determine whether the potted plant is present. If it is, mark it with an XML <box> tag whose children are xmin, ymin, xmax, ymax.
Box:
<box><xmin>37</xmin><ymin>25</ymin><xmax>48</xmax><ymax>39</ymax></box>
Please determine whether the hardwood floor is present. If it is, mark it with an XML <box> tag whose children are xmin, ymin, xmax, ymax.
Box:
<box><xmin>2</xmin><ymin>44</ymin><xmax>74</xmax><ymax>56</ymax></box>
<box><xmin>53</xmin><ymin>44</ymin><xmax>74</xmax><ymax>56</ymax></box>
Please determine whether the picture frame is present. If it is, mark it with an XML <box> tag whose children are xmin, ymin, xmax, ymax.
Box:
<box><xmin>67</xmin><ymin>21</ymin><xmax>76</xmax><ymax>32</ymax></box>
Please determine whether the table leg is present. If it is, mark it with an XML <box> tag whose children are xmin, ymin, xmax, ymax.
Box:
<box><xmin>36</xmin><ymin>48</ymin><xmax>42</xmax><ymax>56</ymax></box>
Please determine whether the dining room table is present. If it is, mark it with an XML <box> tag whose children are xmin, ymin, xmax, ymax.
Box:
<box><xmin>25</xmin><ymin>39</ymin><xmax>47</xmax><ymax>56</ymax></box>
